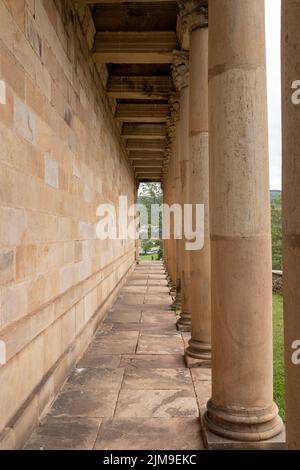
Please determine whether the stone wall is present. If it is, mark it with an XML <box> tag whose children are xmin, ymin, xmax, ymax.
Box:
<box><xmin>0</xmin><ymin>0</ymin><xmax>135</xmax><ymax>448</ymax></box>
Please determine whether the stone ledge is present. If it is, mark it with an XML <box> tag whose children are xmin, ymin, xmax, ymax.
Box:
<box><xmin>199</xmin><ymin>406</ymin><xmax>286</xmax><ymax>450</ymax></box>
<box><xmin>0</xmin><ymin>249</ymin><xmax>135</xmax><ymax>366</ymax></box>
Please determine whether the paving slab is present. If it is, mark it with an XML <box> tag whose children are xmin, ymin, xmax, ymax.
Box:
<box><xmin>77</xmin><ymin>353</ymin><xmax>121</xmax><ymax>369</ymax></box>
<box><xmin>93</xmin><ymin>331</ymin><xmax>139</xmax><ymax>354</ymax></box>
<box><xmin>49</xmin><ymin>388</ymin><xmax>119</xmax><ymax>418</ymax></box>
<box><xmin>25</xmin><ymin>416</ymin><xmax>101</xmax><ymax>450</ymax></box>
<box><xmin>137</xmin><ymin>333</ymin><xmax>184</xmax><ymax>355</ymax></box>
<box><xmin>65</xmin><ymin>367</ymin><xmax>124</xmax><ymax>391</ymax></box>
<box><xmin>141</xmin><ymin>311</ymin><xmax>175</xmax><ymax>323</ymax></box>
<box><xmin>94</xmin><ymin>418</ymin><xmax>203</xmax><ymax>450</ymax></box>
<box><xmin>120</xmin><ymin>354</ymin><xmax>186</xmax><ymax>369</ymax></box>
<box><xmin>112</xmin><ymin>322</ymin><xmax>177</xmax><ymax>333</ymax></box>
<box><xmin>115</xmin><ymin>389</ymin><xmax>198</xmax><ymax>418</ymax></box>
<box><xmin>123</xmin><ymin>368</ymin><xmax>193</xmax><ymax>390</ymax></box>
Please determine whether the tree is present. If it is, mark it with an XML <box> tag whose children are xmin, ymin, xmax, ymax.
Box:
<box><xmin>271</xmin><ymin>194</ymin><xmax>282</xmax><ymax>270</ymax></box>
<box><xmin>137</xmin><ymin>183</ymin><xmax>163</xmax><ymax>259</ymax></box>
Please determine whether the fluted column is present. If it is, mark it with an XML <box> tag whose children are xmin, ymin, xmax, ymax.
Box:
<box><xmin>282</xmin><ymin>0</ymin><xmax>300</xmax><ymax>450</ymax></box>
<box><xmin>172</xmin><ymin>51</ymin><xmax>191</xmax><ymax>331</ymax></box>
<box><xmin>179</xmin><ymin>1</ymin><xmax>211</xmax><ymax>365</ymax></box>
<box><xmin>204</xmin><ymin>0</ymin><xmax>283</xmax><ymax>441</ymax></box>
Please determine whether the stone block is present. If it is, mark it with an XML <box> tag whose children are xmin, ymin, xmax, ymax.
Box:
<box><xmin>44</xmin><ymin>153</ymin><xmax>59</xmax><ymax>189</ymax></box>
<box><xmin>14</xmin><ymin>96</ymin><xmax>36</xmax><ymax>143</ymax></box>
<box><xmin>0</xmin><ymin>207</ymin><xmax>27</xmax><ymax>246</ymax></box>
<box><xmin>0</xmin><ymin>248</ymin><xmax>15</xmax><ymax>284</ymax></box>
<box><xmin>0</xmin><ymin>84</ymin><xmax>13</xmax><ymax>127</ymax></box>
<box><xmin>0</xmin><ymin>41</ymin><xmax>25</xmax><ymax>99</ymax></box>
<box><xmin>16</xmin><ymin>244</ymin><xmax>36</xmax><ymax>280</ymax></box>
<box><xmin>0</xmin><ymin>80</ymin><xmax>6</xmax><ymax>104</ymax></box>
<box><xmin>25</xmin><ymin>9</ymin><xmax>43</xmax><ymax>58</ymax></box>
<box><xmin>0</xmin><ymin>281</ymin><xmax>28</xmax><ymax>327</ymax></box>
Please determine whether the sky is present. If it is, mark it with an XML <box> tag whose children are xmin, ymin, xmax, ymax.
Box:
<box><xmin>265</xmin><ymin>0</ymin><xmax>282</xmax><ymax>190</ymax></box>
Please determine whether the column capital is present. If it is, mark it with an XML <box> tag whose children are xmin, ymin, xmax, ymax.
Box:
<box><xmin>169</xmin><ymin>95</ymin><xmax>180</xmax><ymax>122</ymax></box>
<box><xmin>178</xmin><ymin>0</ymin><xmax>208</xmax><ymax>37</ymax></box>
<box><xmin>166</xmin><ymin>96</ymin><xmax>179</xmax><ymax>143</ymax></box>
<box><xmin>172</xmin><ymin>51</ymin><xmax>189</xmax><ymax>91</ymax></box>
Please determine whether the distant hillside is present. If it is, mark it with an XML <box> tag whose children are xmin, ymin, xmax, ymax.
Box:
<box><xmin>270</xmin><ymin>190</ymin><xmax>281</xmax><ymax>201</ymax></box>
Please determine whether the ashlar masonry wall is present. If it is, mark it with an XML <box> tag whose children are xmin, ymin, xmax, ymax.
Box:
<box><xmin>0</xmin><ymin>0</ymin><xmax>136</xmax><ymax>449</ymax></box>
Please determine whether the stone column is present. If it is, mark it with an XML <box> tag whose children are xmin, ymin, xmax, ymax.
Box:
<box><xmin>282</xmin><ymin>0</ymin><xmax>300</xmax><ymax>450</ymax></box>
<box><xmin>180</xmin><ymin>2</ymin><xmax>211</xmax><ymax>364</ymax></box>
<box><xmin>204</xmin><ymin>0</ymin><xmax>283</xmax><ymax>441</ymax></box>
<box><xmin>172</xmin><ymin>51</ymin><xmax>191</xmax><ymax>331</ymax></box>
<box><xmin>162</xmin><ymin>176</ymin><xmax>169</xmax><ymax>271</ymax></box>
<box><xmin>174</xmin><ymin>115</ymin><xmax>182</xmax><ymax>307</ymax></box>
<box><xmin>169</xmin><ymin>98</ymin><xmax>180</xmax><ymax>293</ymax></box>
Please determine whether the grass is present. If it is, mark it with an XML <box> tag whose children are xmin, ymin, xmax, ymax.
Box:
<box><xmin>139</xmin><ymin>254</ymin><xmax>161</xmax><ymax>261</ymax></box>
<box><xmin>273</xmin><ymin>292</ymin><xmax>285</xmax><ymax>421</ymax></box>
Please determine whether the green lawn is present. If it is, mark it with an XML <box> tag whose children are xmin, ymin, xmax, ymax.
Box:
<box><xmin>139</xmin><ymin>254</ymin><xmax>161</xmax><ymax>261</ymax></box>
<box><xmin>273</xmin><ymin>292</ymin><xmax>285</xmax><ymax>420</ymax></box>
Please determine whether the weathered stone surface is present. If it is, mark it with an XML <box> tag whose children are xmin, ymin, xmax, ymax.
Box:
<box><xmin>95</xmin><ymin>417</ymin><xmax>203</xmax><ymax>450</ymax></box>
<box><xmin>22</xmin><ymin>262</ymin><xmax>207</xmax><ymax>450</ymax></box>
<box><xmin>112</xmin><ymin>322</ymin><xmax>177</xmax><ymax>333</ymax></box>
<box><xmin>77</xmin><ymin>353</ymin><xmax>121</xmax><ymax>370</ymax></box>
<box><xmin>104</xmin><ymin>310</ymin><xmax>142</xmax><ymax>323</ymax></box>
<box><xmin>141</xmin><ymin>311</ymin><xmax>175</xmax><ymax>323</ymax></box>
<box><xmin>50</xmin><ymin>388</ymin><xmax>119</xmax><ymax>418</ymax></box>
<box><xmin>120</xmin><ymin>354</ymin><xmax>186</xmax><ymax>369</ymax></box>
<box><xmin>123</xmin><ymin>368</ymin><xmax>193</xmax><ymax>390</ymax></box>
<box><xmin>93</xmin><ymin>331</ymin><xmax>139</xmax><ymax>355</ymax></box>
<box><xmin>24</xmin><ymin>416</ymin><xmax>101</xmax><ymax>450</ymax></box>
<box><xmin>44</xmin><ymin>153</ymin><xmax>59</xmax><ymax>189</ymax></box>
<box><xmin>115</xmin><ymin>389</ymin><xmax>198</xmax><ymax>418</ymax></box>
<box><xmin>137</xmin><ymin>333</ymin><xmax>183</xmax><ymax>355</ymax></box>
<box><xmin>191</xmin><ymin>367</ymin><xmax>211</xmax><ymax>382</ymax></box>
<box><xmin>65</xmin><ymin>367</ymin><xmax>124</xmax><ymax>391</ymax></box>
<box><xmin>0</xmin><ymin>249</ymin><xmax>15</xmax><ymax>284</ymax></box>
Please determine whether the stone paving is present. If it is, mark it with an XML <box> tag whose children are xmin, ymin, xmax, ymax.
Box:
<box><xmin>24</xmin><ymin>262</ymin><xmax>210</xmax><ymax>450</ymax></box>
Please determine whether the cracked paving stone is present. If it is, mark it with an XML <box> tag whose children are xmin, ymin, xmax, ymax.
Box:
<box><xmin>115</xmin><ymin>389</ymin><xmax>198</xmax><ymax>418</ymax></box>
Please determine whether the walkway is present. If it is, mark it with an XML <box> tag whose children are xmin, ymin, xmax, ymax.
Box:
<box><xmin>24</xmin><ymin>262</ymin><xmax>210</xmax><ymax>450</ymax></box>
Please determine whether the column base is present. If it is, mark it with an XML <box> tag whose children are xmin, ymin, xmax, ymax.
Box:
<box><xmin>176</xmin><ymin>311</ymin><xmax>191</xmax><ymax>332</ymax></box>
<box><xmin>202</xmin><ymin>399</ymin><xmax>284</xmax><ymax>444</ymax></box>
<box><xmin>185</xmin><ymin>339</ymin><xmax>211</xmax><ymax>367</ymax></box>
<box><xmin>200</xmin><ymin>406</ymin><xmax>286</xmax><ymax>450</ymax></box>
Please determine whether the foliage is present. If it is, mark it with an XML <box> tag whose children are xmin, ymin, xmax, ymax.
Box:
<box><xmin>273</xmin><ymin>293</ymin><xmax>285</xmax><ymax>420</ymax></box>
<box><xmin>137</xmin><ymin>183</ymin><xmax>163</xmax><ymax>259</ymax></box>
<box><xmin>271</xmin><ymin>193</ymin><xmax>282</xmax><ymax>270</ymax></box>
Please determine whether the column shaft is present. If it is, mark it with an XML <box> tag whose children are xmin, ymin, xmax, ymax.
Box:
<box><xmin>185</xmin><ymin>26</ymin><xmax>211</xmax><ymax>362</ymax></box>
<box><xmin>175</xmin><ymin>116</ymin><xmax>183</xmax><ymax>306</ymax></box>
<box><xmin>204</xmin><ymin>0</ymin><xmax>283</xmax><ymax>441</ymax></box>
<box><xmin>177</xmin><ymin>85</ymin><xmax>192</xmax><ymax>330</ymax></box>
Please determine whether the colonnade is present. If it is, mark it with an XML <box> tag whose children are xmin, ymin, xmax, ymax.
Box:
<box><xmin>163</xmin><ymin>0</ymin><xmax>293</xmax><ymax>447</ymax></box>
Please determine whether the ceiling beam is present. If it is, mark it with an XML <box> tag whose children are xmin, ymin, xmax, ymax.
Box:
<box><xmin>107</xmin><ymin>76</ymin><xmax>173</xmax><ymax>100</ymax></box>
<box><xmin>93</xmin><ymin>31</ymin><xmax>178</xmax><ymax>64</ymax></box>
<box><xmin>126</xmin><ymin>139</ymin><xmax>166</xmax><ymax>151</ymax></box>
<box><xmin>136</xmin><ymin>172</ymin><xmax>162</xmax><ymax>179</ymax></box>
<box><xmin>116</xmin><ymin>103</ymin><xmax>169</xmax><ymax>123</ymax></box>
<box><xmin>122</xmin><ymin>123</ymin><xmax>167</xmax><ymax>139</ymax></box>
<box><xmin>129</xmin><ymin>151</ymin><xmax>165</xmax><ymax>160</ymax></box>
<box><xmin>85</xmin><ymin>1</ymin><xmax>173</xmax><ymax>3</ymax></box>
<box><xmin>134</xmin><ymin>163</ymin><xmax>162</xmax><ymax>169</ymax></box>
